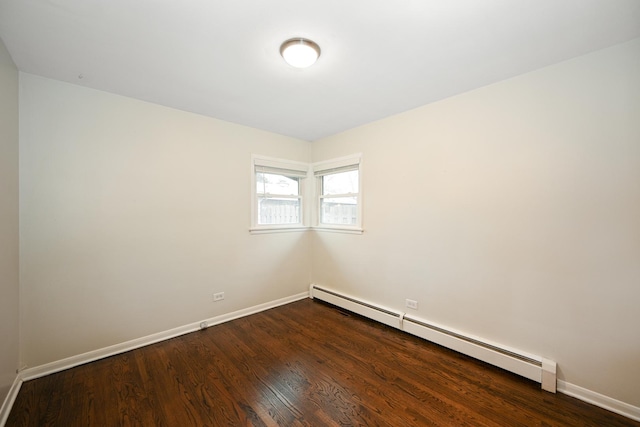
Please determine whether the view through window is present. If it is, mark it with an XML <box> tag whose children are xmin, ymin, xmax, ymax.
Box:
<box><xmin>256</xmin><ymin>172</ymin><xmax>301</xmax><ymax>225</ymax></box>
<box><xmin>319</xmin><ymin>169</ymin><xmax>359</xmax><ymax>225</ymax></box>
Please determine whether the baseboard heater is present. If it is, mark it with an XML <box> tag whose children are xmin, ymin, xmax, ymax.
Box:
<box><xmin>310</xmin><ymin>284</ymin><xmax>556</xmax><ymax>393</ymax></box>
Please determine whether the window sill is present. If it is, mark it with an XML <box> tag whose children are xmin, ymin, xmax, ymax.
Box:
<box><xmin>249</xmin><ymin>226</ymin><xmax>310</xmax><ymax>235</ymax></box>
<box><xmin>312</xmin><ymin>226</ymin><xmax>364</xmax><ymax>235</ymax></box>
<box><xmin>249</xmin><ymin>226</ymin><xmax>363</xmax><ymax>235</ymax></box>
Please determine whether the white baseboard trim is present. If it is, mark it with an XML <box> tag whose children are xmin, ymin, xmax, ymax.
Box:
<box><xmin>0</xmin><ymin>375</ymin><xmax>23</xmax><ymax>427</ymax></box>
<box><xmin>20</xmin><ymin>291</ymin><xmax>309</xmax><ymax>382</ymax></box>
<box><xmin>557</xmin><ymin>380</ymin><xmax>640</xmax><ymax>422</ymax></box>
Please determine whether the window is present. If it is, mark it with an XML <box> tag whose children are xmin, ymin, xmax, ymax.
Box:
<box><xmin>251</xmin><ymin>156</ymin><xmax>309</xmax><ymax>232</ymax></box>
<box><xmin>313</xmin><ymin>154</ymin><xmax>362</xmax><ymax>232</ymax></box>
<box><xmin>250</xmin><ymin>153</ymin><xmax>362</xmax><ymax>234</ymax></box>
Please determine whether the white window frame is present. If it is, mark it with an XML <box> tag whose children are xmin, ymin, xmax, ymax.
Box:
<box><xmin>250</xmin><ymin>155</ymin><xmax>311</xmax><ymax>234</ymax></box>
<box><xmin>312</xmin><ymin>153</ymin><xmax>363</xmax><ymax>234</ymax></box>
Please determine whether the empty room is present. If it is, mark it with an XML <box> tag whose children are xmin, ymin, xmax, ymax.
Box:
<box><xmin>1</xmin><ymin>0</ymin><xmax>639</xmax><ymax>425</ymax></box>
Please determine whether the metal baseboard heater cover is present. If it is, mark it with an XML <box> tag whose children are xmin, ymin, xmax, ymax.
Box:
<box><xmin>310</xmin><ymin>284</ymin><xmax>556</xmax><ymax>393</ymax></box>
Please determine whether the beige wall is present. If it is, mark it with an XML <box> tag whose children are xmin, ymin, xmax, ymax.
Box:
<box><xmin>0</xmin><ymin>37</ymin><xmax>19</xmax><ymax>403</ymax></box>
<box><xmin>19</xmin><ymin>74</ymin><xmax>311</xmax><ymax>367</ymax></box>
<box><xmin>13</xmin><ymin>37</ymin><xmax>640</xmax><ymax>410</ymax></box>
<box><xmin>311</xmin><ymin>39</ymin><xmax>640</xmax><ymax>406</ymax></box>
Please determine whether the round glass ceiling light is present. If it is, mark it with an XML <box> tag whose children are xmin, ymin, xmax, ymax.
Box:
<box><xmin>280</xmin><ymin>38</ymin><xmax>321</xmax><ymax>68</ymax></box>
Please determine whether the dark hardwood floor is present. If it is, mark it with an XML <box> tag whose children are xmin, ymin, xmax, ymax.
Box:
<box><xmin>7</xmin><ymin>298</ymin><xmax>639</xmax><ymax>426</ymax></box>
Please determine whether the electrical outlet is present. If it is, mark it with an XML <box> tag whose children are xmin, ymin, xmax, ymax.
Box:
<box><xmin>213</xmin><ymin>292</ymin><xmax>225</xmax><ymax>302</ymax></box>
<box><xmin>405</xmin><ymin>299</ymin><xmax>418</xmax><ymax>310</ymax></box>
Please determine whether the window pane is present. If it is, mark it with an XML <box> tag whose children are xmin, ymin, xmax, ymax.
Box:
<box><xmin>322</xmin><ymin>170</ymin><xmax>358</xmax><ymax>195</ymax></box>
<box><xmin>258</xmin><ymin>197</ymin><xmax>300</xmax><ymax>225</ymax></box>
<box><xmin>320</xmin><ymin>197</ymin><xmax>357</xmax><ymax>225</ymax></box>
<box><xmin>256</xmin><ymin>173</ymin><xmax>299</xmax><ymax>196</ymax></box>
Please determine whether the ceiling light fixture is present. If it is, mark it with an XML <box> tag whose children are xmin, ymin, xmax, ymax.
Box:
<box><xmin>280</xmin><ymin>38</ymin><xmax>321</xmax><ymax>68</ymax></box>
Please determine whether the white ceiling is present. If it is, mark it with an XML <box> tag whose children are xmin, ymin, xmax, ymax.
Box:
<box><xmin>1</xmin><ymin>0</ymin><xmax>639</xmax><ymax>141</ymax></box>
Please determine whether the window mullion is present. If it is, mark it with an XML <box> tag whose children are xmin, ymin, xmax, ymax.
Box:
<box><xmin>319</xmin><ymin>193</ymin><xmax>358</xmax><ymax>199</ymax></box>
<box><xmin>262</xmin><ymin>193</ymin><xmax>301</xmax><ymax>200</ymax></box>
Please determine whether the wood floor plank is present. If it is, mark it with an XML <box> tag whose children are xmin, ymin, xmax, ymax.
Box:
<box><xmin>263</xmin><ymin>303</ymin><xmax>512</xmax><ymax>426</ymax></box>
<box><xmin>7</xmin><ymin>298</ymin><xmax>640</xmax><ymax>426</ymax></box>
<box><xmin>232</xmin><ymin>309</ymin><xmax>404</xmax><ymax>425</ymax></box>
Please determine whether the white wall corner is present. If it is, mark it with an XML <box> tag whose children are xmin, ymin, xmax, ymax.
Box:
<box><xmin>0</xmin><ymin>375</ymin><xmax>23</xmax><ymax>427</ymax></box>
<box><xmin>541</xmin><ymin>358</ymin><xmax>557</xmax><ymax>393</ymax></box>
